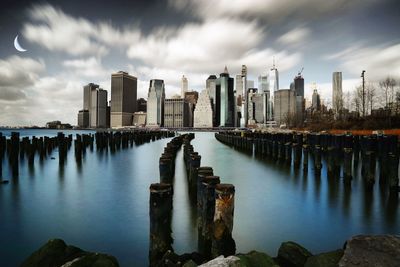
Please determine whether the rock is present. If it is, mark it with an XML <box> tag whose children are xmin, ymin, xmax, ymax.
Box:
<box><xmin>277</xmin><ymin>241</ymin><xmax>312</xmax><ymax>267</ymax></box>
<box><xmin>180</xmin><ymin>252</ymin><xmax>205</xmax><ymax>265</ymax></box>
<box><xmin>236</xmin><ymin>250</ymin><xmax>279</xmax><ymax>267</ymax></box>
<box><xmin>305</xmin><ymin>249</ymin><xmax>343</xmax><ymax>267</ymax></box>
<box><xmin>199</xmin><ymin>255</ymin><xmax>241</xmax><ymax>267</ymax></box>
<box><xmin>183</xmin><ymin>260</ymin><xmax>198</xmax><ymax>267</ymax></box>
<box><xmin>20</xmin><ymin>239</ymin><xmax>119</xmax><ymax>267</ymax></box>
<box><xmin>339</xmin><ymin>235</ymin><xmax>400</xmax><ymax>267</ymax></box>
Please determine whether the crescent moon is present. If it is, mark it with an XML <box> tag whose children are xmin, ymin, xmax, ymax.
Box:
<box><xmin>14</xmin><ymin>35</ymin><xmax>27</xmax><ymax>52</ymax></box>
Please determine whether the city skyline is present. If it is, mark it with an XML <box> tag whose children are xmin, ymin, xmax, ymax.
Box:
<box><xmin>0</xmin><ymin>0</ymin><xmax>400</xmax><ymax>126</ymax></box>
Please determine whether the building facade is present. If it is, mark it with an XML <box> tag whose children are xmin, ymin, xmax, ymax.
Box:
<box><xmin>146</xmin><ymin>79</ymin><xmax>165</xmax><ymax>127</ymax></box>
<box><xmin>274</xmin><ymin>89</ymin><xmax>296</xmax><ymax>126</ymax></box>
<box><xmin>216</xmin><ymin>66</ymin><xmax>235</xmax><ymax>127</ymax></box>
<box><xmin>137</xmin><ymin>98</ymin><xmax>147</xmax><ymax>112</ymax></box>
<box><xmin>164</xmin><ymin>98</ymin><xmax>190</xmax><ymax>128</ymax></box>
<box><xmin>194</xmin><ymin>89</ymin><xmax>213</xmax><ymax>128</ymax></box>
<box><xmin>332</xmin><ymin>72</ymin><xmax>343</xmax><ymax>115</ymax></box>
<box><xmin>90</xmin><ymin>88</ymin><xmax>108</xmax><ymax>128</ymax></box>
<box><xmin>181</xmin><ymin>75</ymin><xmax>188</xmax><ymax>98</ymax></box>
<box><xmin>77</xmin><ymin>110</ymin><xmax>89</xmax><ymax>128</ymax></box>
<box><xmin>268</xmin><ymin>62</ymin><xmax>279</xmax><ymax>121</ymax></box>
<box><xmin>312</xmin><ymin>89</ymin><xmax>321</xmax><ymax>111</ymax></box>
<box><xmin>110</xmin><ymin>71</ymin><xmax>137</xmax><ymax>128</ymax></box>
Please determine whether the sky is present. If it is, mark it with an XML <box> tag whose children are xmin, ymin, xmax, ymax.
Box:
<box><xmin>0</xmin><ymin>0</ymin><xmax>399</xmax><ymax>126</ymax></box>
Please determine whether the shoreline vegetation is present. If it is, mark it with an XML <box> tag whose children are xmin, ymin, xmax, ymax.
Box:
<box><xmin>21</xmin><ymin>234</ymin><xmax>400</xmax><ymax>267</ymax></box>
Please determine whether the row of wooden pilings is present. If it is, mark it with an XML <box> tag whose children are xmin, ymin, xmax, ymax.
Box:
<box><xmin>0</xmin><ymin>130</ymin><xmax>175</xmax><ymax>182</ymax></box>
<box><xmin>183</xmin><ymin>135</ymin><xmax>236</xmax><ymax>261</ymax></box>
<box><xmin>215</xmin><ymin>131</ymin><xmax>400</xmax><ymax>193</ymax></box>
<box><xmin>149</xmin><ymin>135</ymin><xmax>185</xmax><ymax>266</ymax></box>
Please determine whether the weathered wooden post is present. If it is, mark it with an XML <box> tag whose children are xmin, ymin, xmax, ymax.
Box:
<box><xmin>314</xmin><ymin>145</ymin><xmax>322</xmax><ymax>171</ymax></box>
<box><xmin>303</xmin><ymin>144</ymin><xmax>309</xmax><ymax>171</ymax></box>
<box><xmin>189</xmin><ymin>154</ymin><xmax>201</xmax><ymax>196</ymax></box>
<box><xmin>159</xmin><ymin>155</ymin><xmax>173</xmax><ymax>184</ymax></box>
<box><xmin>10</xmin><ymin>132</ymin><xmax>20</xmax><ymax>178</ymax></box>
<box><xmin>388</xmin><ymin>152</ymin><xmax>399</xmax><ymax>193</ymax></box>
<box><xmin>149</xmin><ymin>183</ymin><xmax>173</xmax><ymax>266</ymax></box>
<box><xmin>211</xmin><ymin>184</ymin><xmax>236</xmax><ymax>258</ymax></box>
<box><xmin>199</xmin><ymin>176</ymin><xmax>220</xmax><ymax>260</ymax></box>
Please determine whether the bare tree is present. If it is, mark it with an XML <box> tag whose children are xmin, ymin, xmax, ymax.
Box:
<box><xmin>344</xmin><ymin>91</ymin><xmax>351</xmax><ymax>111</ymax></box>
<box><xmin>352</xmin><ymin>86</ymin><xmax>362</xmax><ymax>115</ymax></box>
<box><xmin>379</xmin><ymin>77</ymin><xmax>396</xmax><ymax>108</ymax></box>
<box><xmin>366</xmin><ymin>82</ymin><xmax>376</xmax><ymax>115</ymax></box>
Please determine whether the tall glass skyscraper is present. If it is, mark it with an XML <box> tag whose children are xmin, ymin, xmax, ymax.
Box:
<box><xmin>216</xmin><ymin>66</ymin><xmax>235</xmax><ymax>127</ymax></box>
<box><xmin>268</xmin><ymin>62</ymin><xmax>279</xmax><ymax>121</ymax></box>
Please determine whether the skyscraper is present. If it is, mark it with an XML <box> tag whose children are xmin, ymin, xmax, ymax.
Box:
<box><xmin>193</xmin><ymin>89</ymin><xmax>213</xmax><ymax>128</ymax></box>
<box><xmin>206</xmin><ymin>75</ymin><xmax>217</xmax><ymax>126</ymax></box>
<box><xmin>258</xmin><ymin>75</ymin><xmax>269</xmax><ymax>124</ymax></box>
<box><xmin>146</xmin><ymin>79</ymin><xmax>165</xmax><ymax>127</ymax></box>
<box><xmin>312</xmin><ymin>89</ymin><xmax>321</xmax><ymax>111</ymax></box>
<box><xmin>332</xmin><ymin>72</ymin><xmax>343</xmax><ymax>115</ymax></box>
<box><xmin>294</xmin><ymin>73</ymin><xmax>305</xmax><ymax>125</ymax></box>
<box><xmin>164</xmin><ymin>98</ymin><xmax>190</xmax><ymax>128</ymax></box>
<box><xmin>90</xmin><ymin>88</ymin><xmax>108</xmax><ymax>128</ymax></box>
<box><xmin>216</xmin><ymin>66</ymin><xmax>235</xmax><ymax>127</ymax></box>
<box><xmin>247</xmin><ymin>88</ymin><xmax>257</xmax><ymax>125</ymax></box>
<box><xmin>110</xmin><ymin>71</ymin><xmax>137</xmax><ymax>128</ymax></box>
<box><xmin>268</xmin><ymin>60</ymin><xmax>279</xmax><ymax>121</ymax></box>
<box><xmin>240</xmin><ymin>64</ymin><xmax>248</xmax><ymax>127</ymax></box>
<box><xmin>274</xmin><ymin>89</ymin><xmax>296</xmax><ymax>126</ymax></box>
<box><xmin>181</xmin><ymin>75</ymin><xmax>188</xmax><ymax>98</ymax></box>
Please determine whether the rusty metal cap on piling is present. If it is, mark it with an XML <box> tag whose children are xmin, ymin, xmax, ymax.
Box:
<box><xmin>215</xmin><ymin>184</ymin><xmax>235</xmax><ymax>194</ymax></box>
<box><xmin>202</xmin><ymin>176</ymin><xmax>220</xmax><ymax>186</ymax></box>
<box><xmin>150</xmin><ymin>183</ymin><xmax>172</xmax><ymax>193</ymax></box>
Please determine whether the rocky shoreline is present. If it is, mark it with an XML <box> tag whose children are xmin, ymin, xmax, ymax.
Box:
<box><xmin>21</xmin><ymin>234</ymin><xmax>400</xmax><ymax>267</ymax></box>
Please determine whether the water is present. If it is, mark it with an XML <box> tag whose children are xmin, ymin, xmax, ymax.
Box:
<box><xmin>0</xmin><ymin>130</ymin><xmax>399</xmax><ymax>267</ymax></box>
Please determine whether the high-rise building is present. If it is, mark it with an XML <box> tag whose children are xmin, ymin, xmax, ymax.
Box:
<box><xmin>312</xmin><ymin>89</ymin><xmax>321</xmax><ymax>111</ymax></box>
<box><xmin>294</xmin><ymin>73</ymin><xmax>305</xmax><ymax>125</ymax></box>
<box><xmin>146</xmin><ymin>79</ymin><xmax>165</xmax><ymax>127</ymax></box>
<box><xmin>77</xmin><ymin>110</ymin><xmax>89</xmax><ymax>128</ymax></box>
<box><xmin>164</xmin><ymin>98</ymin><xmax>190</xmax><ymax>128</ymax></box>
<box><xmin>184</xmin><ymin>91</ymin><xmax>199</xmax><ymax>127</ymax></box>
<box><xmin>258</xmin><ymin>75</ymin><xmax>269</xmax><ymax>124</ymax></box>
<box><xmin>90</xmin><ymin>88</ymin><xmax>108</xmax><ymax>128</ymax></box>
<box><xmin>240</xmin><ymin>65</ymin><xmax>248</xmax><ymax>127</ymax></box>
<box><xmin>216</xmin><ymin>66</ymin><xmax>235</xmax><ymax>127</ymax></box>
<box><xmin>274</xmin><ymin>89</ymin><xmax>296</xmax><ymax>126</ymax></box>
<box><xmin>332</xmin><ymin>72</ymin><xmax>343</xmax><ymax>115</ymax></box>
<box><xmin>194</xmin><ymin>89</ymin><xmax>213</xmax><ymax>128</ymax></box>
<box><xmin>181</xmin><ymin>75</ymin><xmax>188</xmax><ymax>98</ymax></box>
<box><xmin>268</xmin><ymin>60</ymin><xmax>279</xmax><ymax>121</ymax></box>
<box><xmin>83</xmin><ymin>83</ymin><xmax>99</xmax><ymax>111</ymax></box>
<box><xmin>253</xmin><ymin>93</ymin><xmax>264</xmax><ymax>124</ymax></box>
<box><xmin>206</xmin><ymin>75</ymin><xmax>217</xmax><ymax>127</ymax></box>
<box><xmin>137</xmin><ymin>98</ymin><xmax>147</xmax><ymax>112</ymax></box>
<box><xmin>110</xmin><ymin>71</ymin><xmax>137</xmax><ymax>128</ymax></box>
<box><xmin>247</xmin><ymin>88</ymin><xmax>258</xmax><ymax>123</ymax></box>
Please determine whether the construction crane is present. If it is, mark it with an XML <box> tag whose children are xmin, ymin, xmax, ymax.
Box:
<box><xmin>298</xmin><ymin>67</ymin><xmax>304</xmax><ymax>77</ymax></box>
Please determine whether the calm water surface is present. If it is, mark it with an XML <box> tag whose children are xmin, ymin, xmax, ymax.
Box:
<box><xmin>0</xmin><ymin>130</ymin><xmax>399</xmax><ymax>266</ymax></box>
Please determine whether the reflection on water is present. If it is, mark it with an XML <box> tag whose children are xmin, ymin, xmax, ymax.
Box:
<box><xmin>0</xmin><ymin>130</ymin><xmax>399</xmax><ymax>267</ymax></box>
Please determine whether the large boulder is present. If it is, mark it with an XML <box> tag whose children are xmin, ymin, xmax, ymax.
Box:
<box><xmin>304</xmin><ymin>249</ymin><xmax>343</xmax><ymax>267</ymax></box>
<box><xmin>199</xmin><ymin>255</ymin><xmax>241</xmax><ymax>267</ymax></box>
<box><xmin>20</xmin><ymin>239</ymin><xmax>119</xmax><ymax>267</ymax></box>
<box><xmin>277</xmin><ymin>241</ymin><xmax>312</xmax><ymax>267</ymax></box>
<box><xmin>236</xmin><ymin>250</ymin><xmax>279</xmax><ymax>267</ymax></box>
<box><xmin>339</xmin><ymin>235</ymin><xmax>400</xmax><ymax>267</ymax></box>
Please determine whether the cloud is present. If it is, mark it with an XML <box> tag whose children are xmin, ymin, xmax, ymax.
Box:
<box><xmin>325</xmin><ymin>43</ymin><xmax>400</xmax><ymax>81</ymax></box>
<box><xmin>127</xmin><ymin>18</ymin><xmax>301</xmax><ymax>76</ymax></box>
<box><xmin>23</xmin><ymin>4</ymin><xmax>140</xmax><ymax>57</ymax></box>
<box><xmin>63</xmin><ymin>57</ymin><xmax>110</xmax><ymax>78</ymax></box>
<box><xmin>277</xmin><ymin>27</ymin><xmax>311</xmax><ymax>46</ymax></box>
<box><xmin>168</xmin><ymin>0</ymin><xmax>375</xmax><ymax>22</ymax></box>
<box><xmin>0</xmin><ymin>56</ymin><xmax>45</xmax><ymax>101</ymax></box>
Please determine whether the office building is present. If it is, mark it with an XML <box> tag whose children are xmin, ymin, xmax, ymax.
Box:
<box><xmin>133</xmin><ymin>112</ymin><xmax>146</xmax><ymax>126</ymax></box>
<box><xmin>164</xmin><ymin>98</ymin><xmax>190</xmax><ymax>128</ymax></box>
<box><xmin>253</xmin><ymin>93</ymin><xmax>264</xmax><ymax>124</ymax></box>
<box><xmin>294</xmin><ymin>73</ymin><xmax>305</xmax><ymax>125</ymax></box>
<box><xmin>181</xmin><ymin>75</ymin><xmax>188</xmax><ymax>98</ymax></box>
<box><xmin>90</xmin><ymin>88</ymin><xmax>108</xmax><ymax>128</ymax></box>
<box><xmin>312</xmin><ymin>89</ymin><xmax>321</xmax><ymax>111</ymax></box>
<box><xmin>137</xmin><ymin>98</ymin><xmax>147</xmax><ymax>112</ymax></box>
<box><xmin>332</xmin><ymin>72</ymin><xmax>343</xmax><ymax>115</ymax></box>
<box><xmin>110</xmin><ymin>71</ymin><xmax>137</xmax><ymax>127</ymax></box>
<box><xmin>184</xmin><ymin>91</ymin><xmax>198</xmax><ymax>127</ymax></box>
<box><xmin>216</xmin><ymin>66</ymin><xmax>235</xmax><ymax>127</ymax></box>
<box><xmin>77</xmin><ymin>110</ymin><xmax>89</xmax><ymax>128</ymax></box>
<box><xmin>146</xmin><ymin>79</ymin><xmax>165</xmax><ymax>127</ymax></box>
<box><xmin>268</xmin><ymin>61</ymin><xmax>279</xmax><ymax>121</ymax></box>
<box><xmin>258</xmin><ymin>75</ymin><xmax>269</xmax><ymax>124</ymax></box>
<box><xmin>194</xmin><ymin>89</ymin><xmax>213</xmax><ymax>128</ymax></box>
<box><xmin>274</xmin><ymin>89</ymin><xmax>296</xmax><ymax>126</ymax></box>
<box><xmin>247</xmin><ymin>88</ymin><xmax>258</xmax><ymax>124</ymax></box>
